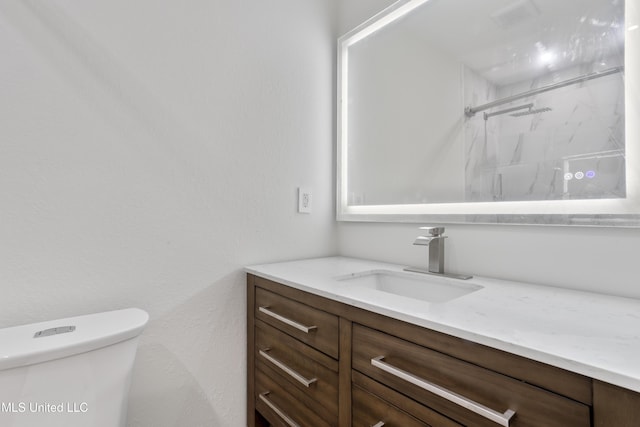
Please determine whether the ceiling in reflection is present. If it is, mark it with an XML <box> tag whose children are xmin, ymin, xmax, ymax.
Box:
<box><xmin>401</xmin><ymin>0</ymin><xmax>624</xmax><ymax>85</ymax></box>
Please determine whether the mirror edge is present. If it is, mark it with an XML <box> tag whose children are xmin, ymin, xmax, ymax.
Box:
<box><xmin>336</xmin><ymin>0</ymin><xmax>640</xmax><ymax>227</ymax></box>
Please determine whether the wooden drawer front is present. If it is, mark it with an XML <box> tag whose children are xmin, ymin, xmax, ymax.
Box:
<box><xmin>256</xmin><ymin>320</ymin><xmax>339</xmax><ymax>416</ymax></box>
<box><xmin>352</xmin><ymin>324</ymin><xmax>591</xmax><ymax>427</ymax></box>
<box><xmin>255</xmin><ymin>287</ymin><xmax>339</xmax><ymax>358</ymax></box>
<box><xmin>353</xmin><ymin>383</ymin><xmax>430</xmax><ymax>427</ymax></box>
<box><xmin>594</xmin><ymin>381</ymin><xmax>640</xmax><ymax>427</ymax></box>
<box><xmin>353</xmin><ymin>371</ymin><xmax>462</xmax><ymax>427</ymax></box>
<box><xmin>255</xmin><ymin>367</ymin><xmax>334</xmax><ymax>427</ymax></box>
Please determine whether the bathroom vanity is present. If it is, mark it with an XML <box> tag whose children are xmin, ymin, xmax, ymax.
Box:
<box><xmin>246</xmin><ymin>257</ymin><xmax>640</xmax><ymax>427</ymax></box>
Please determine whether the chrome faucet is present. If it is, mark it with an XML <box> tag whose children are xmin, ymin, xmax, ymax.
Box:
<box><xmin>413</xmin><ymin>226</ymin><xmax>447</xmax><ymax>274</ymax></box>
<box><xmin>404</xmin><ymin>226</ymin><xmax>472</xmax><ymax>280</ymax></box>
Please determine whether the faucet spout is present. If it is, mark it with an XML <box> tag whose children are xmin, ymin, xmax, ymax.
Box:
<box><xmin>404</xmin><ymin>225</ymin><xmax>473</xmax><ymax>280</ymax></box>
<box><xmin>413</xmin><ymin>236</ymin><xmax>435</xmax><ymax>246</ymax></box>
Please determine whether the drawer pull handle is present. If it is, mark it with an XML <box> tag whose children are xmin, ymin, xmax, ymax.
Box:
<box><xmin>371</xmin><ymin>356</ymin><xmax>516</xmax><ymax>427</ymax></box>
<box><xmin>371</xmin><ymin>422</ymin><xmax>385</xmax><ymax>427</ymax></box>
<box><xmin>258</xmin><ymin>306</ymin><xmax>317</xmax><ymax>333</ymax></box>
<box><xmin>259</xmin><ymin>392</ymin><xmax>300</xmax><ymax>427</ymax></box>
<box><xmin>259</xmin><ymin>348</ymin><xmax>317</xmax><ymax>387</ymax></box>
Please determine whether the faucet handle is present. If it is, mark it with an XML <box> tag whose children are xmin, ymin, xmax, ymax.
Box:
<box><xmin>419</xmin><ymin>226</ymin><xmax>445</xmax><ymax>236</ymax></box>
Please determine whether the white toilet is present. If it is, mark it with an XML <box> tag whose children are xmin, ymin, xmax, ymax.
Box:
<box><xmin>0</xmin><ymin>308</ymin><xmax>148</xmax><ymax>427</ymax></box>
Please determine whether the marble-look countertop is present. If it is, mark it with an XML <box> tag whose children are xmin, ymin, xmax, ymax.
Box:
<box><xmin>246</xmin><ymin>256</ymin><xmax>640</xmax><ymax>393</ymax></box>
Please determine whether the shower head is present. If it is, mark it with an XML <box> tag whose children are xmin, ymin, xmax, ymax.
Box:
<box><xmin>483</xmin><ymin>103</ymin><xmax>552</xmax><ymax>120</ymax></box>
<box><xmin>510</xmin><ymin>107</ymin><xmax>552</xmax><ymax>117</ymax></box>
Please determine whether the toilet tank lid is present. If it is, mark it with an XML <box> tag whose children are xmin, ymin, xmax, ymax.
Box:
<box><xmin>0</xmin><ymin>308</ymin><xmax>149</xmax><ymax>371</ymax></box>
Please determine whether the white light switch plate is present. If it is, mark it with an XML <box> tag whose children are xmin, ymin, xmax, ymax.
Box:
<box><xmin>298</xmin><ymin>187</ymin><xmax>312</xmax><ymax>213</ymax></box>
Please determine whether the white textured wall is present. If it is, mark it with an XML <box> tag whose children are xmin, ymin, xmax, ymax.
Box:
<box><xmin>338</xmin><ymin>0</ymin><xmax>640</xmax><ymax>299</ymax></box>
<box><xmin>0</xmin><ymin>0</ymin><xmax>337</xmax><ymax>426</ymax></box>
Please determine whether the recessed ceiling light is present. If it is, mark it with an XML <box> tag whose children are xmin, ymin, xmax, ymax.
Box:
<box><xmin>539</xmin><ymin>51</ymin><xmax>556</xmax><ymax>65</ymax></box>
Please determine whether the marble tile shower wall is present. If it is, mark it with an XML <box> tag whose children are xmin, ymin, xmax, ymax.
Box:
<box><xmin>464</xmin><ymin>61</ymin><xmax>625</xmax><ymax>202</ymax></box>
<box><xmin>464</xmin><ymin>67</ymin><xmax>499</xmax><ymax>201</ymax></box>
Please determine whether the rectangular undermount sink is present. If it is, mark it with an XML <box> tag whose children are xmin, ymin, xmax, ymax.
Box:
<box><xmin>336</xmin><ymin>270</ymin><xmax>483</xmax><ymax>303</ymax></box>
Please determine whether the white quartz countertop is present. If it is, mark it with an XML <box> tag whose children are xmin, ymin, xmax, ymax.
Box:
<box><xmin>246</xmin><ymin>256</ymin><xmax>640</xmax><ymax>393</ymax></box>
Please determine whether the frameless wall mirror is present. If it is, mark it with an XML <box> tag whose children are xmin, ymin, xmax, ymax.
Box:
<box><xmin>337</xmin><ymin>0</ymin><xmax>640</xmax><ymax>225</ymax></box>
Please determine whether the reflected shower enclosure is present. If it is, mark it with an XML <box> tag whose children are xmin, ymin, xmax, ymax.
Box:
<box><xmin>343</xmin><ymin>0</ymin><xmax>625</xmax><ymax>206</ymax></box>
<box><xmin>464</xmin><ymin>16</ymin><xmax>625</xmax><ymax>203</ymax></box>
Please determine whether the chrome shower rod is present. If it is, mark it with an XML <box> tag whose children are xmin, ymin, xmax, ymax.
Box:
<box><xmin>465</xmin><ymin>66</ymin><xmax>624</xmax><ymax>117</ymax></box>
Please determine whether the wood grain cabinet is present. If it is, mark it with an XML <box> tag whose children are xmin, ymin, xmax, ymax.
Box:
<box><xmin>247</xmin><ymin>274</ymin><xmax>640</xmax><ymax>427</ymax></box>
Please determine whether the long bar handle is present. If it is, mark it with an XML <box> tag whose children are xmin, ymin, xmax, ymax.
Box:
<box><xmin>259</xmin><ymin>348</ymin><xmax>317</xmax><ymax>387</ymax></box>
<box><xmin>371</xmin><ymin>356</ymin><xmax>516</xmax><ymax>427</ymax></box>
<box><xmin>258</xmin><ymin>306</ymin><xmax>317</xmax><ymax>333</ymax></box>
<box><xmin>258</xmin><ymin>392</ymin><xmax>300</xmax><ymax>427</ymax></box>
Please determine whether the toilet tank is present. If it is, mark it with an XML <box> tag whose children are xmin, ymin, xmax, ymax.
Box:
<box><xmin>0</xmin><ymin>308</ymin><xmax>148</xmax><ymax>427</ymax></box>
